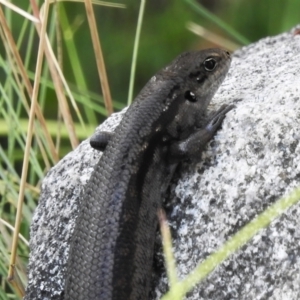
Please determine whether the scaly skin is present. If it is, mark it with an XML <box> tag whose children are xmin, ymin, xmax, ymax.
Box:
<box><xmin>64</xmin><ymin>48</ymin><xmax>233</xmax><ymax>300</ymax></box>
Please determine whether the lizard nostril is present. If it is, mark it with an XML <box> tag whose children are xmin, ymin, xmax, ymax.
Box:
<box><xmin>225</xmin><ymin>51</ymin><xmax>231</xmax><ymax>58</ymax></box>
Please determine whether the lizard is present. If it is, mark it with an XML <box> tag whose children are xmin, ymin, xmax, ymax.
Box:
<box><xmin>64</xmin><ymin>48</ymin><xmax>234</xmax><ymax>300</ymax></box>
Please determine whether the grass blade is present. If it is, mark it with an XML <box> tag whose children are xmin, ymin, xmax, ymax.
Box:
<box><xmin>184</xmin><ymin>0</ymin><xmax>250</xmax><ymax>45</ymax></box>
<box><xmin>162</xmin><ymin>187</ymin><xmax>300</xmax><ymax>299</ymax></box>
<box><xmin>84</xmin><ymin>0</ymin><xmax>113</xmax><ymax>115</ymax></box>
<box><xmin>127</xmin><ymin>0</ymin><xmax>146</xmax><ymax>105</ymax></box>
<box><xmin>7</xmin><ymin>0</ymin><xmax>50</xmax><ymax>295</ymax></box>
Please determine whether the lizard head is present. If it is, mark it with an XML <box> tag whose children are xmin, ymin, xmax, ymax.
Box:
<box><xmin>168</xmin><ymin>48</ymin><xmax>231</xmax><ymax>108</ymax></box>
<box><xmin>128</xmin><ymin>48</ymin><xmax>232</xmax><ymax>140</ymax></box>
<box><xmin>162</xmin><ymin>48</ymin><xmax>231</xmax><ymax>136</ymax></box>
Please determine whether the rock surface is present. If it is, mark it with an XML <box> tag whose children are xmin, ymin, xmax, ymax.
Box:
<box><xmin>25</xmin><ymin>26</ymin><xmax>300</xmax><ymax>300</ymax></box>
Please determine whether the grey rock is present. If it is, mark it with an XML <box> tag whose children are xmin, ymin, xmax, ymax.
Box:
<box><xmin>25</xmin><ymin>26</ymin><xmax>300</xmax><ymax>300</ymax></box>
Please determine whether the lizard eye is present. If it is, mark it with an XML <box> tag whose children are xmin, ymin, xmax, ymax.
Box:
<box><xmin>204</xmin><ymin>58</ymin><xmax>217</xmax><ymax>71</ymax></box>
<box><xmin>185</xmin><ymin>91</ymin><xmax>197</xmax><ymax>102</ymax></box>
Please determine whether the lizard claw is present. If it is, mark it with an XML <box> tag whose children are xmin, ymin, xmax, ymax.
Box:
<box><xmin>206</xmin><ymin>104</ymin><xmax>235</xmax><ymax>132</ymax></box>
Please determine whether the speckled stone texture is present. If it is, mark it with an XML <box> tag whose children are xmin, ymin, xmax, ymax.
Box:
<box><xmin>25</xmin><ymin>26</ymin><xmax>300</xmax><ymax>300</ymax></box>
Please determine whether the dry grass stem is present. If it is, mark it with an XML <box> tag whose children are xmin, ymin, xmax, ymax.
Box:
<box><xmin>8</xmin><ymin>265</ymin><xmax>25</xmax><ymax>297</ymax></box>
<box><xmin>0</xmin><ymin>218</ymin><xmax>29</xmax><ymax>246</ymax></box>
<box><xmin>50</xmin><ymin>0</ymin><xmax>126</xmax><ymax>9</ymax></box>
<box><xmin>54</xmin><ymin>5</ymin><xmax>64</xmax><ymax>151</ymax></box>
<box><xmin>158</xmin><ymin>209</ymin><xmax>178</xmax><ymax>287</ymax></box>
<box><xmin>44</xmin><ymin>30</ymin><xmax>87</xmax><ymax>135</ymax></box>
<box><xmin>84</xmin><ymin>0</ymin><xmax>113</xmax><ymax>115</ymax></box>
<box><xmin>7</xmin><ymin>0</ymin><xmax>51</xmax><ymax>295</ymax></box>
<box><xmin>0</xmin><ymin>6</ymin><xmax>60</xmax><ymax>163</ymax></box>
<box><xmin>31</xmin><ymin>0</ymin><xmax>79</xmax><ymax>148</ymax></box>
<box><xmin>187</xmin><ymin>22</ymin><xmax>240</xmax><ymax>51</ymax></box>
<box><xmin>0</xmin><ymin>0</ymin><xmax>40</xmax><ymax>23</ymax></box>
<box><xmin>41</xmin><ymin>0</ymin><xmax>86</xmax><ymax>144</ymax></box>
<box><xmin>0</xmin><ymin>29</ymin><xmax>52</xmax><ymax>170</ymax></box>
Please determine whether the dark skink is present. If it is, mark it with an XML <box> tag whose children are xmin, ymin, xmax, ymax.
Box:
<box><xmin>64</xmin><ymin>48</ymin><xmax>233</xmax><ymax>300</ymax></box>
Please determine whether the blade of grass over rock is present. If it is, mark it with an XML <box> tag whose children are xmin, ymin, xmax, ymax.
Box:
<box><xmin>162</xmin><ymin>187</ymin><xmax>300</xmax><ymax>300</ymax></box>
<box><xmin>158</xmin><ymin>209</ymin><xmax>178</xmax><ymax>287</ymax></box>
<box><xmin>127</xmin><ymin>0</ymin><xmax>146</xmax><ymax>105</ymax></box>
<box><xmin>184</xmin><ymin>0</ymin><xmax>250</xmax><ymax>45</ymax></box>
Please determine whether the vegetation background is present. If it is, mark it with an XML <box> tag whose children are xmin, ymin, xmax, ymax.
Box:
<box><xmin>0</xmin><ymin>0</ymin><xmax>299</xmax><ymax>299</ymax></box>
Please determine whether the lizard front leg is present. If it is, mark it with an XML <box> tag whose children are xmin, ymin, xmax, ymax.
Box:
<box><xmin>169</xmin><ymin>104</ymin><xmax>234</xmax><ymax>161</ymax></box>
